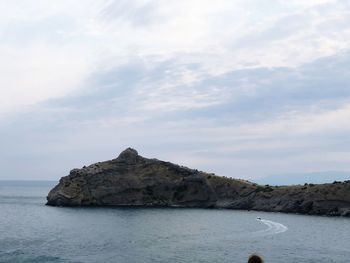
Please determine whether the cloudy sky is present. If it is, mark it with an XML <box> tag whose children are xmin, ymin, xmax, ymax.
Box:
<box><xmin>1</xmin><ymin>0</ymin><xmax>350</xmax><ymax>182</ymax></box>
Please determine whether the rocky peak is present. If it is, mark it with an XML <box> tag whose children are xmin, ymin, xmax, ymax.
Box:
<box><xmin>116</xmin><ymin>147</ymin><xmax>139</xmax><ymax>164</ymax></box>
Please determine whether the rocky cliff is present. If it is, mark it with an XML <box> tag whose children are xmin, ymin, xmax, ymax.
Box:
<box><xmin>46</xmin><ymin>148</ymin><xmax>350</xmax><ymax>217</ymax></box>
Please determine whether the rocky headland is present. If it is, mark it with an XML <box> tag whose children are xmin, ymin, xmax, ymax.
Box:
<box><xmin>46</xmin><ymin>148</ymin><xmax>350</xmax><ymax>217</ymax></box>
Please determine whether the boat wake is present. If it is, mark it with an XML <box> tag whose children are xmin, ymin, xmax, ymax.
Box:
<box><xmin>254</xmin><ymin>219</ymin><xmax>288</xmax><ymax>236</ymax></box>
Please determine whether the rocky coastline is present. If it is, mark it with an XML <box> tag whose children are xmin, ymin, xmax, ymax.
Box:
<box><xmin>46</xmin><ymin>148</ymin><xmax>350</xmax><ymax>217</ymax></box>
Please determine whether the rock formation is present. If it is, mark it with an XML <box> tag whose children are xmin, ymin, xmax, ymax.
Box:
<box><xmin>47</xmin><ymin>148</ymin><xmax>350</xmax><ymax>217</ymax></box>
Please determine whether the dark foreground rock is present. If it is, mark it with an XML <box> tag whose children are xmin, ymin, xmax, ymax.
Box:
<box><xmin>47</xmin><ymin>148</ymin><xmax>350</xmax><ymax>217</ymax></box>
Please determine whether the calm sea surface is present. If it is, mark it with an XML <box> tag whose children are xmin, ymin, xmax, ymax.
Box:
<box><xmin>0</xmin><ymin>181</ymin><xmax>349</xmax><ymax>263</ymax></box>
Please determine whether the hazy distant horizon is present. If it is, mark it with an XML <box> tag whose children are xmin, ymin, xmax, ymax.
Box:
<box><xmin>1</xmin><ymin>0</ymin><xmax>350</xmax><ymax>182</ymax></box>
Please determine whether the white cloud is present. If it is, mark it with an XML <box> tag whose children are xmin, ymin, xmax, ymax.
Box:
<box><xmin>0</xmin><ymin>0</ymin><xmax>350</xmax><ymax>180</ymax></box>
<box><xmin>0</xmin><ymin>42</ymin><xmax>93</xmax><ymax>114</ymax></box>
<box><xmin>1</xmin><ymin>0</ymin><xmax>349</xmax><ymax>115</ymax></box>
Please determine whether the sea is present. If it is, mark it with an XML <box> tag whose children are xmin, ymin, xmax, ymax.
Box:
<box><xmin>0</xmin><ymin>181</ymin><xmax>349</xmax><ymax>263</ymax></box>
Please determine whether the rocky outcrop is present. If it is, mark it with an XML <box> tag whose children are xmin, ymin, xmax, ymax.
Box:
<box><xmin>46</xmin><ymin>148</ymin><xmax>350</xmax><ymax>217</ymax></box>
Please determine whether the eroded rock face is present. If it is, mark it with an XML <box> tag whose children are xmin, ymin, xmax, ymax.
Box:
<box><xmin>47</xmin><ymin>148</ymin><xmax>350</xmax><ymax>217</ymax></box>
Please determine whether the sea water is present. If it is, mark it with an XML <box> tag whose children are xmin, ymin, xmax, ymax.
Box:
<box><xmin>0</xmin><ymin>181</ymin><xmax>349</xmax><ymax>263</ymax></box>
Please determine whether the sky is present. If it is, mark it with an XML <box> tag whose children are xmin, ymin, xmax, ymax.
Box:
<box><xmin>0</xmin><ymin>0</ymin><xmax>350</xmax><ymax>182</ymax></box>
